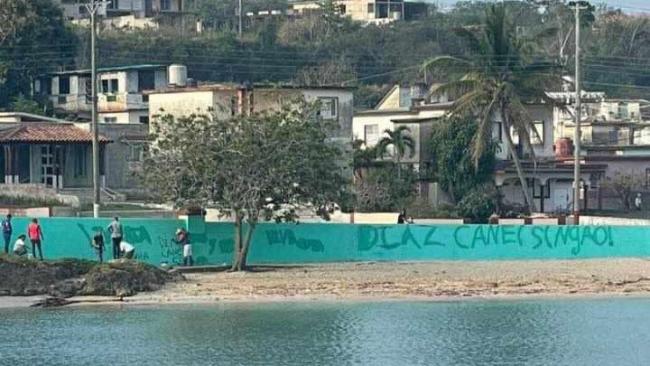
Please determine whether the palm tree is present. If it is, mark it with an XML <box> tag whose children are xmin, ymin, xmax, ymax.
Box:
<box><xmin>423</xmin><ymin>4</ymin><xmax>560</xmax><ymax>213</ymax></box>
<box><xmin>377</xmin><ymin>126</ymin><xmax>416</xmax><ymax>179</ymax></box>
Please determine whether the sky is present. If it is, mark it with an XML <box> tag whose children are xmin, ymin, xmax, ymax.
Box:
<box><xmin>427</xmin><ymin>0</ymin><xmax>650</xmax><ymax>13</ymax></box>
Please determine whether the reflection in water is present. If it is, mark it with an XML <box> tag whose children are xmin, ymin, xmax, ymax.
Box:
<box><xmin>1</xmin><ymin>299</ymin><xmax>650</xmax><ymax>365</ymax></box>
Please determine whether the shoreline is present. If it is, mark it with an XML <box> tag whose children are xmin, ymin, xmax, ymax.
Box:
<box><xmin>4</xmin><ymin>259</ymin><xmax>650</xmax><ymax>309</ymax></box>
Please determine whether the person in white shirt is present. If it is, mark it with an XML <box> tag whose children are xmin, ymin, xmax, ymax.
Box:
<box><xmin>635</xmin><ymin>193</ymin><xmax>643</xmax><ymax>211</ymax></box>
<box><xmin>119</xmin><ymin>241</ymin><xmax>135</xmax><ymax>259</ymax></box>
<box><xmin>13</xmin><ymin>235</ymin><xmax>28</xmax><ymax>257</ymax></box>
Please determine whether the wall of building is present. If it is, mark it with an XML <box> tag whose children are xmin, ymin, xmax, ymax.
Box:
<box><xmin>149</xmin><ymin>90</ymin><xmax>222</xmax><ymax>121</ymax></box>
<box><xmin>6</xmin><ymin>217</ymin><xmax>650</xmax><ymax>266</ymax></box>
<box><xmin>100</xmin><ymin>111</ymin><xmax>148</xmax><ymax>124</ymax></box>
<box><xmin>99</xmin><ymin>124</ymin><xmax>150</xmax><ymax>191</ymax></box>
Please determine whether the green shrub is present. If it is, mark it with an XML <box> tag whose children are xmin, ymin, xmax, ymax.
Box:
<box><xmin>456</xmin><ymin>185</ymin><xmax>498</xmax><ymax>222</ymax></box>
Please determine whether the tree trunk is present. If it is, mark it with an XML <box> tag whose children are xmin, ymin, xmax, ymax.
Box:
<box><xmin>503</xmin><ymin>123</ymin><xmax>537</xmax><ymax>213</ymax></box>
<box><xmin>238</xmin><ymin>222</ymin><xmax>256</xmax><ymax>271</ymax></box>
<box><xmin>230</xmin><ymin>213</ymin><xmax>243</xmax><ymax>272</ymax></box>
<box><xmin>396</xmin><ymin>154</ymin><xmax>401</xmax><ymax>180</ymax></box>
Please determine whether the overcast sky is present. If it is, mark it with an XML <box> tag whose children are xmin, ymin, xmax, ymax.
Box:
<box><xmin>429</xmin><ymin>1</ymin><xmax>650</xmax><ymax>13</ymax></box>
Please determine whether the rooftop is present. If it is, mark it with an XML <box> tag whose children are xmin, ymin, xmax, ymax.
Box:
<box><xmin>0</xmin><ymin>123</ymin><xmax>111</xmax><ymax>144</ymax></box>
<box><xmin>45</xmin><ymin>64</ymin><xmax>166</xmax><ymax>76</ymax></box>
<box><xmin>146</xmin><ymin>82</ymin><xmax>354</xmax><ymax>94</ymax></box>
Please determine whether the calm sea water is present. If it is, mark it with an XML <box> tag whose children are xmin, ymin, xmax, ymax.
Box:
<box><xmin>1</xmin><ymin>298</ymin><xmax>650</xmax><ymax>366</ymax></box>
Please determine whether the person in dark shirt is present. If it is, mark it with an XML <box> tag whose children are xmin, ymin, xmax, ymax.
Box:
<box><xmin>91</xmin><ymin>231</ymin><xmax>105</xmax><ymax>263</ymax></box>
<box><xmin>397</xmin><ymin>210</ymin><xmax>407</xmax><ymax>224</ymax></box>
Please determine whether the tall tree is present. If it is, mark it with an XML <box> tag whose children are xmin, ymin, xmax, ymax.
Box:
<box><xmin>377</xmin><ymin>126</ymin><xmax>416</xmax><ymax>179</ymax></box>
<box><xmin>423</xmin><ymin>4</ymin><xmax>560</xmax><ymax>212</ymax></box>
<box><xmin>143</xmin><ymin>106</ymin><xmax>350</xmax><ymax>271</ymax></box>
<box><xmin>0</xmin><ymin>0</ymin><xmax>76</xmax><ymax>108</ymax></box>
<box><xmin>430</xmin><ymin>116</ymin><xmax>496</xmax><ymax>203</ymax></box>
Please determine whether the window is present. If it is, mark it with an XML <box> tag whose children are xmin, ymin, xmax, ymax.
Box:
<box><xmin>40</xmin><ymin>78</ymin><xmax>52</xmax><ymax>96</ymax></box>
<box><xmin>368</xmin><ymin>4</ymin><xmax>375</xmax><ymax>14</ymax></box>
<box><xmin>101</xmin><ymin>79</ymin><xmax>119</xmax><ymax>93</ymax></box>
<box><xmin>107</xmin><ymin>0</ymin><xmax>118</xmax><ymax>9</ymax></box>
<box><xmin>58</xmin><ymin>77</ymin><xmax>70</xmax><ymax>95</ymax></box>
<box><xmin>317</xmin><ymin>97</ymin><xmax>338</xmax><ymax>119</ymax></box>
<box><xmin>531</xmin><ymin>120</ymin><xmax>545</xmax><ymax>145</ymax></box>
<box><xmin>339</xmin><ymin>5</ymin><xmax>346</xmax><ymax>14</ymax></box>
<box><xmin>138</xmin><ymin>70</ymin><xmax>156</xmax><ymax>92</ymax></box>
<box><xmin>139</xmin><ymin>116</ymin><xmax>150</xmax><ymax>124</ymax></box>
<box><xmin>85</xmin><ymin>78</ymin><xmax>92</xmax><ymax>103</ymax></box>
<box><xmin>533</xmin><ymin>180</ymin><xmax>551</xmax><ymax>199</ymax></box>
<box><xmin>160</xmin><ymin>0</ymin><xmax>171</xmax><ymax>11</ymax></box>
<box><xmin>127</xmin><ymin>144</ymin><xmax>145</xmax><ymax>162</ymax></box>
<box><xmin>494</xmin><ymin>121</ymin><xmax>503</xmax><ymax>142</ymax></box>
<box><xmin>364</xmin><ymin>124</ymin><xmax>379</xmax><ymax>146</ymax></box>
<box><xmin>104</xmin><ymin>117</ymin><xmax>117</xmax><ymax>123</ymax></box>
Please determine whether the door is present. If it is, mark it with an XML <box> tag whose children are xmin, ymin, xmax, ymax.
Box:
<box><xmin>41</xmin><ymin>145</ymin><xmax>55</xmax><ymax>187</ymax></box>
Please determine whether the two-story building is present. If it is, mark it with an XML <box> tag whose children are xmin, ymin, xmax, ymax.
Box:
<box><xmin>353</xmin><ymin>84</ymin><xmax>608</xmax><ymax>214</ymax></box>
<box><xmin>34</xmin><ymin>64</ymin><xmax>168</xmax><ymax>124</ymax></box>
<box><xmin>55</xmin><ymin>0</ymin><xmax>185</xmax><ymax>28</ymax></box>
<box><xmin>147</xmin><ymin>82</ymin><xmax>354</xmax><ymax>146</ymax></box>
<box><xmin>289</xmin><ymin>0</ymin><xmax>427</xmax><ymax>24</ymax></box>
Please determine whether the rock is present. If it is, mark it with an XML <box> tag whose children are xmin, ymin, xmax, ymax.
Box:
<box><xmin>31</xmin><ymin>297</ymin><xmax>74</xmax><ymax>308</ymax></box>
<box><xmin>49</xmin><ymin>278</ymin><xmax>86</xmax><ymax>298</ymax></box>
<box><xmin>1</xmin><ymin>255</ymin><xmax>183</xmax><ymax>300</ymax></box>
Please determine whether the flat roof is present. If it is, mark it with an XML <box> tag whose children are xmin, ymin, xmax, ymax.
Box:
<box><xmin>45</xmin><ymin>64</ymin><xmax>166</xmax><ymax>76</ymax></box>
<box><xmin>146</xmin><ymin>83</ymin><xmax>354</xmax><ymax>95</ymax></box>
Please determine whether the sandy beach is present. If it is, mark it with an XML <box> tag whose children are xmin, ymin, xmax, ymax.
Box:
<box><xmin>124</xmin><ymin>258</ymin><xmax>650</xmax><ymax>304</ymax></box>
<box><xmin>4</xmin><ymin>258</ymin><xmax>650</xmax><ymax>308</ymax></box>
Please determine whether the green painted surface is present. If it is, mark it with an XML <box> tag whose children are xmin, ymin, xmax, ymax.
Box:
<box><xmin>5</xmin><ymin>217</ymin><xmax>650</xmax><ymax>265</ymax></box>
<box><xmin>10</xmin><ymin>217</ymin><xmax>185</xmax><ymax>265</ymax></box>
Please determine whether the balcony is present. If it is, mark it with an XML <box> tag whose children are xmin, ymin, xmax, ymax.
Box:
<box><xmin>98</xmin><ymin>93</ymin><xmax>148</xmax><ymax>112</ymax></box>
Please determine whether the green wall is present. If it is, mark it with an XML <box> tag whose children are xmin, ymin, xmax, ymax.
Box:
<box><xmin>7</xmin><ymin>217</ymin><xmax>650</xmax><ymax>266</ymax></box>
<box><xmin>11</xmin><ymin>217</ymin><xmax>185</xmax><ymax>265</ymax></box>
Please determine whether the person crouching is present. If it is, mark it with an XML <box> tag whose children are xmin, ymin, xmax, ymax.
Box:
<box><xmin>13</xmin><ymin>234</ymin><xmax>29</xmax><ymax>257</ymax></box>
<box><xmin>119</xmin><ymin>241</ymin><xmax>135</xmax><ymax>259</ymax></box>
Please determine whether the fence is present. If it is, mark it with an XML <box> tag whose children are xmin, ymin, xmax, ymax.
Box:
<box><xmin>5</xmin><ymin>216</ymin><xmax>650</xmax><ymax>266</ymax></box>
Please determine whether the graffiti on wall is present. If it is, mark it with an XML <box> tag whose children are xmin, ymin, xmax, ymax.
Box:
<box><xmin>266</xmin><ymin>228</ymin><xmax>324</xmax><ymax>252</ymax></box>
<box><xmin>358</xmin><ymin>225</ymin><xmax>616</xmax><ymax>256</ymax></box>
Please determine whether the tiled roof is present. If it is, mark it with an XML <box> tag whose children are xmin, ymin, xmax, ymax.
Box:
<box><xmin>0</xmin><ymin>123</ymin><xmax>111</xmax><ymax>144</ymax></box>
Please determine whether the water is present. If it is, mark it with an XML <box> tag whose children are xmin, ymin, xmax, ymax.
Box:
<box><xmin>1</xmin><ymin>298</ymin><xmax>650</xmax><ymax>365</ymax></box>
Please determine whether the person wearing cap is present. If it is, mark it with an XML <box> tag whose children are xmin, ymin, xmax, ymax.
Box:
<box><xmin>174</xmin><ymin>228</ymin><xmax>193</xmax><ymax>267</ymax></box>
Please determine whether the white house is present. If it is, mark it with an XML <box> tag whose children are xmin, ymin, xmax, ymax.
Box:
<box><xmin>353</xmin><ymin>83</ymin><xmax>610</xmax><ymax>213</ymax></box>
<box><xmin>147</xmin><ymin>82</ymin><xmax>354</xmax><ymax>146</ymax></box>
<box><xmin>34</xmin><ymin>64</ymin><xmax>168</xmax><ymax>124</ymax></box>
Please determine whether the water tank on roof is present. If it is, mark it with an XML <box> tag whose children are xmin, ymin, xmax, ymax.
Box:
<box><xmin>168</xmin><ymin>64</ymin><xmax>187</xmax><ymax>87</ymax></box>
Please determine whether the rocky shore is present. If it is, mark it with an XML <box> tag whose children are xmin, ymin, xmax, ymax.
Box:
<box><xmin>0</xmin><ymin>255</ymin><xmax>182</xmax><ymax>306</ymax></box>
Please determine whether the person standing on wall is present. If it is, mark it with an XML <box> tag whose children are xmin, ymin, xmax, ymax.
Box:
<box><xmin>107</xmin><ymin>217</ymin><xmax>123</xmax><ymax>260</ymax></box>
<box><xmin>2</xmin><ymin>214</ymin><xmax>12</xmax><ymax>254</ymax></box>
<box><xmin>27</xmin><ymin>218</ymin><xmax>44</xmax><ymax>260</ymax></box>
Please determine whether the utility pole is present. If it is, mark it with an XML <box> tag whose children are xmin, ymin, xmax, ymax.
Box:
<box><xmin>238</xmin><ymin>0</ymin><xmax>243</xmax><ymax>38</ymax></box>
<box><xmin>85</xmin><ymin>0</ymin><xmax>105</xmax><ymax>219</ymax></box>
<box><xmin>571</xmin><ymin>1</ymin><xmax>589</xmax><ymax>225</ymax></box>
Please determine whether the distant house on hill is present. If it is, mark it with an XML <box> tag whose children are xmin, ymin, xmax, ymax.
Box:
<box><xmin>289</xmin><ymin>0</ymin><xmax>428</xmax><ymax>24</ymax></box>
<box><xmin>54</xmin><ymin>0</ymin><xmax>187</xmax><ymax>29</ymax></box>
